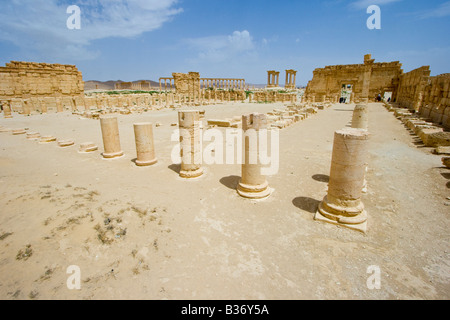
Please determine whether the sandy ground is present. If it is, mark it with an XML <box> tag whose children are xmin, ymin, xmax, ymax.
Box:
<box><xmin>0</xmin><ymin>102</ymin><xmax>448</xmax><ymax>300</ymax></box>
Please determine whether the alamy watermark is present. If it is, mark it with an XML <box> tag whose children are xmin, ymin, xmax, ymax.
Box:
<box><xmin>67</xmin><ymin>5</ymin><xmax>81</xmax><ymax>30</ymax></box>
<box><xmin>67</xmin><ymin>265</ymin><xmax>81</xmax><ymax>290</ymax></box>
<box><xmin>367</xmin><ymin>5</ymin><xmax>381</xmax><ymax>30</ymax></box>
<box><xmin>170</xmin><ymin>126</ymin><xmax>280</xmax><ymax>175</ymax></box>
<box><xmin>366</xmin><ymin>265</ymin><xmax>381</xmax><ymax>290</ymax></box>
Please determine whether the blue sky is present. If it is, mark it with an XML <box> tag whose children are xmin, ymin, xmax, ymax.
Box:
<box><xmin>0</xmin><ymin>0</ymin><xmax>449</xmax><ymax>86</ymax></box>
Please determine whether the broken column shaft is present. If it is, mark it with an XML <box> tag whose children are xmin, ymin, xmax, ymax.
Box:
<box><xmin>315</xmin><ymin>128</ymin><xmax>369</xmax><ymax>233</ymax></box>
<box><xmin>237</xmin><ymin>113</ymin><xmax>271</xmax><ymax>199</ymax></box>
<box><xmin>133</xmin><ymin>122</ymin><xmax>157</xmax><ymax>166</ymax></box>
<box><xmin>178</xmin><ymin>110</ymin><xmax>203</xmax><ymax>178</ymax></box>
<box><xmin>100</xmin><ymin>116</ymin><xmax>124</xmax><ymax>159</ymax></box>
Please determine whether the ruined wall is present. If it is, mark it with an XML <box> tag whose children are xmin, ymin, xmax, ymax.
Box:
<box><xmin>304</xmin><ymin>55</ymin><xmax>403</xmax><ymax>103</ymax></box>
<box><xmin>252</xmin><ymin>91</ymin><xmax>296</xmax><ymax>103</ymax></box>
<box><xmin>0</xmin><ymin>61</ymin><xmax>84</xmax><ymax>99</ymax></box>
<box><xmin>173</xmin><ymin>72</ymin><xmax>200</xmax><ymax>97</ymax></box>
<box><xmin>419</xmin><ymin>73</ymin><xmax>450</xmax><ymax>129</ymax></box>
<box><xmin>396</xmin><ymin>66</ymin><xmax>431</xmax><ymax>111</ymax></box>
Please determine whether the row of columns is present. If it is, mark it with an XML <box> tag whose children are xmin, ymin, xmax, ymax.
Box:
<box><xmin>159</xmin><ymin>78</ymin><xmax>175</xmax><ymax>91</ymax></box>
<box><xmin>267</xmin><ymin>71</ymin><xmax>280</xmax><ymax>87</ymax></box>
<box><xmin>201</xmin><ymin>79</ymin><xmax>246</xmax><ymax>90</ymax></box>
<box><xmin>268</xmin><ymin>70</ymin><xmax>298</xmax><ymax>89</ymax></box>
<box><xmin>3</xmin><ymin>103</ymin><xmax>371</xmax><ymax>233</ymax></box>
<box><xmin>315</xmin><ymin>104</ymin><xmax>370</xmax><ymax>233</ymax></box>
<box><xmin>285</xmin><ymin>70</ymin><xmax>297</xmax><ymax>89</ymax></box>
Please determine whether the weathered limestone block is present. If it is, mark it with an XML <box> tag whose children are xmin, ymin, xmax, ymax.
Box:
<box><xmin>442</xmin><ymin>157</ymin><xmax>450</xmax><ymax>168</ymax></box>
<box><xmin>441</xmin><ymin>106</ymin><xmax>450</xmax><ymax>130</ymax></box>
<box><xmin>178</xmin><ymin>110</ymin><xmax>203</xmax><ymax>178</ymax></box>
<box><xmin>207</xmin><ymin>119</ymin><xmax>238</xmax><ymax>128</ymax></box>
<box><xmin>435</xmin><ymin>146</ymin><xmax>450</xmax><ymax>155</ymax></box>
<box><xmin>79</xmin><ymin>142</ymin><xmax>98</xmax><ymax>153</ymax></box>
<box><xmin>406</xmin><ymin>119</ymin><xmax>429</xmax><ymax>131</ymax></box>
<box><xmin>100</xmin><ymin>116</ymin><xmax>124</xmax><ymax>159</ymax></box>
<box><xmin>423</xmin><ymin>131</ymin><xmax>450</xmax><ymax>147</ymax></box>
<box><xmin>58</xmin><ymin>140</ymin><xmax>75</xmax><ymax>147</ymax></box>
<box><xmin>430</xmin><ymin>106</ymin><xmax>445</xmax><ymax>124</ymax></box>
<box><xmin>133</xmin><ymin>122</ymin><xmax>157</xmax><ymax>166</ymax></box>
<box><xmin>315</xmin><ymin>128</ymin><xmax>370</xmax><ymax>233</ymax></box>
<box><xmin>26</xmin><ymin>132</ymin><xmax>40</xmax><ymax>140</ymax></box>
<box><xmin>39</xmin><ymin>136</ymin><xmax>56</xmax><ymax>143</ymax></box>
<box><xmin>2</xmin><ymin>100</ymin><xmax>13</xmax><ymax>118</ymax></box>
<box><xmin>237</xmin><ymin>113</ymin><xmax>272</xmax><ymax>199</ymax></box>
<box><xmin>12</xmin><ymin>128</ymin><xmax>26</xmax><ymax>135</ymax></box>
<box><xmin>417</xmin><ymin>127</ymin><xmax>444</xmax><ymax>145</ymax></box>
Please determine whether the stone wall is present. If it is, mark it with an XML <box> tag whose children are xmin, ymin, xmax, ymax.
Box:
<box><xmin>0</xmin><ymin>61</ymin><xmax>84</xmax><ymax>100</ymax></box>
<box><xmin>419</xmin><ymin>73</ymin><xmax>450</xmax><ymax>129</ymax></box>
<box><xmin>304</xmin><ymin>55</ymin><xmax>403</xmax><ymax>103</ymax></box>
<box><xmin>396</xmin><ymin>66</ymin><xmax>431</xmax><ymax>111</ymax></box>
<box><xmin>172</xmin><ymin>72</ymin><xmax>200</xmax><ymax>97</ymax></box>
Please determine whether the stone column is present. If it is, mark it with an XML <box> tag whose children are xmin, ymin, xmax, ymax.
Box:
<box><xmin>352</xmin><ymin>104</ymin><xmax>369</xmax><ymax>130</ymax></box>
<box><xmin>315</xmin><ymin>128</ymin><xmax>370</xmax><ymax>233</ymax></box>
<box><xmin>237</xmin><ymin>113</ymin><xmax>271</xmax><ymax>199</ymax></box>
<box><xmin>351</xmin><ymin>104</ymin><xmax>369</xmax><ymax>193</ymax></box>
<box><xmin>41</xmin><ymin>99</ymin><xmax>48</xmax><ymax>114</ymax></box>
<box><xmin>133</xmin><ymin>122</ymin><xmax>157</xmax><ymax>166</ymax></box>
<box><xmin>55</xmin><ymin>98</ymin><xmax>64</xmax><ymax>112</ymax></box>
<box><xmin>100</xmin><ymin>116</ymin><xmax>124</xmax><ymax>159</ymax></box>
<box><xmin>178</xmin><ymin>110</ymin><xmax>203</xmax><ymax>178</ymax></box>
<box><xmin>23</xmin><ymin>99</ymin><xmax>32</xmax><ymax>115</ymax></box>
<box><xmin>2</xmin><ymin>100</ymin><xmax>13</xmax><ymax>118</ymax></box>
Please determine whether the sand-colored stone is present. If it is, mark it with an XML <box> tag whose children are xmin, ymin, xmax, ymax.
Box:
<box><xmin>423</xmin><ymin>131</ymin><xmax>450</xmax><ymax>147</ymax></box>
<box><xmin>79</xmin><ymin>142</ymin><xmax>98</xmax><ymax>153</ymax></box>
<box><xmin>352</xmin><ymin>104</ymin><xmax>369</xmax><ymax>130</ymax></box>
<box><xmin>12</xmin><ymin>128</ymin><xmax>26</xmax><ymax>135</ymax></box>
<box><xmin>178</xmin><ymin>110</ymin><xmax>203</xmax><ymax>178</ymax></box>
<box><xmin>26</xmin><ymin>132</ymin><xmax>40</xmax><ymax>140</ymax></box>
<box><xmin>315</xmin><ymin>128</ymin><xmax>370</xmax><ymax>233</ymax></box>
<box><xmin>304</xmin><ymin>54</ymin><xmax>401</xmax><ymax>103</ymax></box>
<box><xmin>0</xmin><ymin>61</ymin><xmax>84</xmax><ymax>101</ymax></box>
<box><xmin>237</xmin><ymin>113</ymin><xmax>272</xmax><ymax>199</ymax></box>
<box><xmin>58</xmin><ymin>140</ymin><xmax>75</xmax><ymax>147</ymax></box>
<box><xmin>133</xmin><ymin>122</ymin><xmax>157</xmax><ymax>166</ymax></box>
<box><xmin>100</xmin><ymin>116</ymin><xmax>124</xmax><ymax>159</ymax></box>
<box><xmin>39</xmin><ymin>136</ymin><xmax>56</xmax><ymax>143</ymax></box>
<box><xmin>442</xmin><ymin>157</ymin><xmax>450</xmax><ymax>168</ymax></box>
<box><xmin>2</xmin><ymin>100</ymin><xmax>13</xmax><ymax>118</ymax></box>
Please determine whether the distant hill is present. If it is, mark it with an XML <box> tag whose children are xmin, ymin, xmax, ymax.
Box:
<box><xmin>84</xmin><ymin>80</ymin><xmax>160</xmax><ymax>91</ymax></box>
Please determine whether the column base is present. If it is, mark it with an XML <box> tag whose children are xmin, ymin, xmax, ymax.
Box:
<box><xmin>315</xmin><ymin>196</ymin><xmax>367</xmax><ymax>233</ymax></box>
<box><xmin>79</xmin><ymin>143</ymin><xmax>98</xmax><ymax>153</ymax></box>
<box><xmin>58</xmin><ymin>140</ymin><xmax>75</xmax><ymax>147</ymax></box>
<box><xmin>179</xmin><ymin>167</ymin><xmax>203</xmax><ymax>179</ymax></box>
<box><xmin>102</xmin><ymin>151</ymin><xmax>124</xmax><ymax>159</ymax></box>
<box><xmin>236</xmin><ymin>180</ymin><xmax>271</xmax><ymax>199</ymax></box>
<box><xmin>39</xmin><ymin>136</ymin><xmax>57</xmax><ymax>143</ymax></box>
<box><xmin>136</xmin><ymin>158</ymin><xmax>158</xmax><ymax>167</ymax></box>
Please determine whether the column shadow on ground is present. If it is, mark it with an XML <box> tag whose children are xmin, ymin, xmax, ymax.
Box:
<box><xmin>168</xmin><ymin>164</ymin><xmax>180</xmax><ymax>174</ymax></box>
<box><xmin>219</xmin><ymin>175</ymin><xmax>240</xmax><ymax>190</ymax></box>
<box><xmin>292</xmin><ymin>197</ymin><xmax>321</xmax><ymax>214</ymax></box>
<box><xmin>312</xmin><ymin>174</ymin><xmax>330</xmax><ymax>183</ymax></box>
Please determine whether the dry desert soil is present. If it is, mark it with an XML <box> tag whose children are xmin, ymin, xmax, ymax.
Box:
<box><xmin>0</xmin><ymin>102</ymin><xmax>449</xmax><ymax>299</ymax></box>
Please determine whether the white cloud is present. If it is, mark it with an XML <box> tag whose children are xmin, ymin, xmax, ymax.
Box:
<box><xmin>350</xmin><ymin>0</ymin><xmax>402</xmax><ymax>9</ymax></box>
<box><xmin>185</xmin><ymin>30</ymin><xmax>256</xmax><ymax>63</ymax></box>
<box><xmin>420</xmin><ymin>1</ymin><xmax>450</xmax><ymax>18</ymax></box>
<box><xmin>0</xmin><ymin>0</ymin><xmax>182</xmax><ymax>60</ymax></box>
